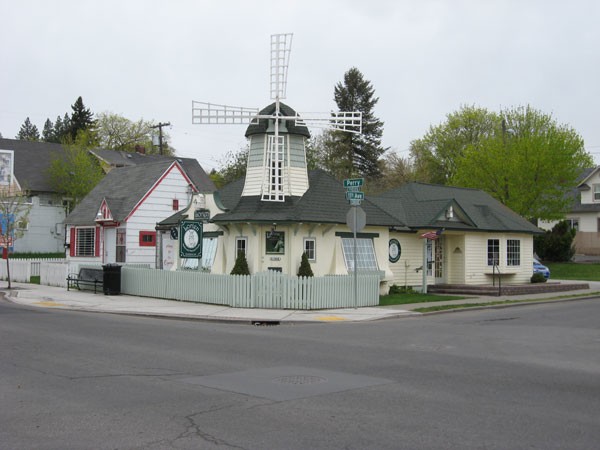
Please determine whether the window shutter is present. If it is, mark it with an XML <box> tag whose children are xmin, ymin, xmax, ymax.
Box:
<box><xmin>69</xmin><ymin>228</ymin><xmax>76</xmax><ymax>257</ymax></box>
<box><xmin>95</xmin><ymin>227</ymin><xmax>101</xmax><ymax>257</ymax></box>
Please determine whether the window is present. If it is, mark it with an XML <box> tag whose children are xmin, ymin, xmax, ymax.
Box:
<box><xmin>116</xmin><ymin>229</ymin><xmax>126</xmax><ymax>262</ymax></box>
<box><xmin>172</xmin><ymin>199</ymin><xmax>179</xmax><ymax>210</ymax></box>
<box><xmin>507</xmin><ymin>239</ymin><xmax>520</xmax><ymax>266</ymax></box>
<box><xmin>341</xmin><ymin>238</ymin><xmax>378</xmax><ymax>271</ymax></box>
<box><xmin>304</xmin><ymin>238</ymin><xmax>316</xmax><ymax>261</ymax></box>
<box><xmin>139</xmin><ymin>231</ymin><xmax>156</xmax><ymax>247</ymax></box>
<box><xmin>235</xmin><ymin>237</ymin><xmax>247</xmax><ymax>257</ymax></box>
<box><xmin>181</xmin><ymin>237</ymin><xmax>218</xmax><ymax>272</ymax></box>
<box><xmin>266</xmin><ymin>231</ymin><xmax>285</xmax><ymax>254</ymax></box>
<box><xmin>594</xmin><ymin>184</ymin><xmax>600</xmax><ymax>202</ymax></box>
<box><xmin>567</xmin><ymin>218</ymin><xmax>579</xmax><ymax>231</ymax></box>
<box><xmin>487</xmin><ymin>239</ymin><xmax>499</xmax><ymax>266</ymax></box>
<box><xmin>75</xmin><ymin>227</ymin><xmax>96</xmax><ymax>257</ymax></box>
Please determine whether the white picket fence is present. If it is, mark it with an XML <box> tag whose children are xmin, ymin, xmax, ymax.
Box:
<box><xmin>121</xmin><ymin>267</ymin><xmax>380</xmax><ymax>309</ymax></box>
<box><xmin>0</xmin><ymin>259</ymin><xmax>381</xmax><ymax>310</ymax></box>
<box><xmin>0</xmin><ymin>258</ymin><xmax>67</xmax><ymax>284</ymax></box>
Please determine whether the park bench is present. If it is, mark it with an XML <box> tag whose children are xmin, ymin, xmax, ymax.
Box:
<box><xmin>67</xmin><ymin>267</ymin><xmax>104</xmax><ymax>293</ymax></box>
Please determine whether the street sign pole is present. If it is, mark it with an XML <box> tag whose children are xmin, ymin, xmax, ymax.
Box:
<box><xmin>353</xmin><ymin>205</ymin><xmax>358</xmax><ymax>309</ymax></box>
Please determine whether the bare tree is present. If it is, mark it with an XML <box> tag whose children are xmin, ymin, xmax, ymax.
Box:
<box><xmin>0</xmin><ymin>185</ymin><xmax>31</xmax><ymax>288</ymax></box>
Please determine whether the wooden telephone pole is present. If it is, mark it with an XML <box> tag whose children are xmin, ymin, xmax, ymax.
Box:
<box><xmin>150</xmin><ymin>122</ymin><xmax>171</xmax><ymax>155</ymax></box>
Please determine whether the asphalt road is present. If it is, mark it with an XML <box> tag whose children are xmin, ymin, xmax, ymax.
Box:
<box><xmin>1</xmin><ymin>297</ymin><xmax>599</xmax><ymax>449</ymax></box>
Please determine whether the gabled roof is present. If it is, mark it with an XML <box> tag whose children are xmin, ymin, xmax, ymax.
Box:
<box><xmin>91</xmin><ymin>148</ymin><xmax>216</xmax><ymax>193</ymax></box>
<box><xmin>0</xmin><ymin>138</ymin><xmax>66</xmax><ymax>193</ymax></box>
<box><xmin>65</xmin><ymin>160</ymin><xmax>184</xmax><ymax>226</ymax></box>
<box><xmin>244</xmin><ymin>102</ymin><xmax>311</xmax><ymax>138</ymax></box>
<box><xmin>370</xmin><ymin>182</ymin><xmax>541</xmax><ymax>233</ymax></box>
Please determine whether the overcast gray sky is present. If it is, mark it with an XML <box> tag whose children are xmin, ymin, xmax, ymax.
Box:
<box><xmin>1</xmin><ymin>0</ymin><xmax>599</xmax><ymax>172</ymax></box>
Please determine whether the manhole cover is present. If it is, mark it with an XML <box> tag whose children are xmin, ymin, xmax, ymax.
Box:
<box><xmin>271</xmin><ymin>375</ymin><xmax>327</xmax><ymax>385</ymax></box>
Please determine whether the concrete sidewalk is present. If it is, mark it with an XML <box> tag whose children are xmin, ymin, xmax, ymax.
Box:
<box><xmin>2</xmin><ymin>281</ymin><xmax>599</xmax><ymax>324</ymax></box>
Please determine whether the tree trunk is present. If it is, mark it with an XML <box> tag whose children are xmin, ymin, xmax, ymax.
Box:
<box><xmin>6</xmin><ymin>253</ymin><xmax>11</xmax><ymax>289</ymax></box>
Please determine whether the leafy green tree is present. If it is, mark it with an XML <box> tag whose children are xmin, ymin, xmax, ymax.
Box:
<box><xmin>367</xmin><ymin>151</ymin><xmax>415</xmax><ymax>193</ymax></box>
<box><xmin>95</xmin><ymin>112</ymin><xmax>173</xmax><ymax>155</ymax></box>
<box><xmin>47</xmin><ymin>138</ymin><xmax>104</xmax><ymax>206</ymax></box>
<box><xmin>16</xmin><ymin>117</ymin><xmax>40</xmax><ymax>141</ymax></box>
<box><xmin>409</xmin><ymin>105</ymin><xmax>497</xmax><ymax>184</ymax></box>
<box><xmin>215</xmin><ymin>146</ymin><xmax>248</xmax><ymax>186</ymax></box>
<box><xmin>325</xmin><ymin>67</ymin><xmax>386</xmax><ymax>179</ymax></box>
<box><xmin>453</xmin><ymin>106</ymin><xmax>592</xmax><ymax>221</ymax></box>
<box><xmin>69</xmin><ymin>96</ymin><xmax>94</xmax><ymax>140</ymax></box>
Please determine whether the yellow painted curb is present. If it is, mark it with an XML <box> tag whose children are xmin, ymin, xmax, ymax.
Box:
<box><xmin>315</xmin><ymin>316</ymin><xmax>347</xmax><ymax>322</ymax></box>
<box><xmin>35</xmin><ymin>301</ymin><xmax>63</xmax><ymax>307</ymax></box>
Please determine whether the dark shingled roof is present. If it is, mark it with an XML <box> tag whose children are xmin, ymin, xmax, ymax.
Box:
<box><xmin>211</xmin><ymin>170</ymin><xmax>406</xmax><ymax>228</ymax></box>
<box><xmin>65</xmin><ymin>160</ymin><xmax>178</xmax><ymax>226</ymax></box>
<box><xmin>245</xmin><ymin>102</ymin><xmax>311</xmax><ymax>138</ymax></box>
<box><xmin>0</xmin><ymin>138</ymin><xmax>66</xmax><ymax>193</ymax></box>
<box><xmin>370</xmin><ymin>182</ymin><xmax>542</xmax><ymax>233</ymax></box>
<box><xmin>91</xmin><ymin>148</ymin><xmax>216</xmax><ymax>193</ymax></box>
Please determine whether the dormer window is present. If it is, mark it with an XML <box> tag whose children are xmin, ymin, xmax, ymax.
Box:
<box><xmin>593</xmin><ymin>184</ymin><xmax>600</xmax><ymax>202</ymax></box>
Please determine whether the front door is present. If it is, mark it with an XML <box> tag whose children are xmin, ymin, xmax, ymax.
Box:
<box><xmin>104</xmin><ymin>228</ymin><xmax>116</xmax><ymax>263</ymax></box>
<box><xmin>434</xmin><ymin>237</ymin><xmax>444</xmax><ymax>283</ymax></box>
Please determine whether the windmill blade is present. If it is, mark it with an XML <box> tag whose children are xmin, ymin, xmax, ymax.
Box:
<box><xmin>192</xmin><ymin>101</ymin><xmax>260</xmax><ymax>125</ymax></box>
<box><xmin>296</xmin><ymin>111</ymin><xmax>363</xmax><ymax>134</ymax></box>
<box><xmin>270</xmin><ymin>33</ymin><xmax>293</xmax><ymax>100</ymax></box>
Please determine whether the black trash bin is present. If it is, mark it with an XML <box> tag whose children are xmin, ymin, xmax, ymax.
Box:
<box><xmin>103</xmin><ymin>264</ymin><xmax>122</xmax><ymax>295</ymax></box>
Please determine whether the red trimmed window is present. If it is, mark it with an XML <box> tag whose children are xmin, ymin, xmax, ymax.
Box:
<box><xmin>139</xmin><ymin>231</ymin><xmax>156</xmax><ymax>247</ymax></box>
<box><xmin>70</xmin><ymin>227</ymin><xmax>99</xmax><ymax>257</ymax></box>
<box><xmin>172</xmin><ymin>199</ymin><xmax>179</xmax><ymax>210</ymax></box>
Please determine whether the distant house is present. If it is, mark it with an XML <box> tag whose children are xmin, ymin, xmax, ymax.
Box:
<box><xmin>539</xmin><ymin>167</ymin><xmax>600</xmax><ymax>255</ymax></box>
<box><xmin>157</xmin><ymin>101</ymin><xmax>542</xmax><ymax>292</ymax></box>
<box><xmin>64</xmin><ymin>158</ymin><xmax>215</xmax><ymax>267</ymax></box>
<box><xmin>0</xmin><ymin>138</ymin><xmax>71</xmax><ymax>254</ymax></box>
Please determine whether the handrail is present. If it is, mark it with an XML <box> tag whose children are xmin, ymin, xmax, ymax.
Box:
<box><xmin>492</xmin><ymin>263</ymin><xmax>502</xmax><ymax>295</ymax></box>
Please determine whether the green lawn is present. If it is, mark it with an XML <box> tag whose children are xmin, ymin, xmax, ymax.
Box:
<box><xmin>379</xmin><ymin>292</ymin><xmax>466</xmax><ymax>306</ymax></box>
<box><xmin>545</xmin><ymin>262</ymin><xmax>600</xmax><ymax>281</ymax></box>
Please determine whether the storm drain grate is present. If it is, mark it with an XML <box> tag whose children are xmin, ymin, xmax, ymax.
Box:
<box><xmin>272</xmin><ymin>375</ymin><xmax>327</xmax><ymax>385</ymax></box>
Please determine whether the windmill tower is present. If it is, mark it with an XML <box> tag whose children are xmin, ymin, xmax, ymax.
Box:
<box><xmin>192</xmin><ymin>33</ymin><xmax>361</xmax><ymax>202</ymax></box>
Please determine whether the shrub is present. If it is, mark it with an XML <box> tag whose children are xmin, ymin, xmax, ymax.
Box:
<box><xmin>297</xmin><ymin>252</ymin><xmax>314</xmax><ymax>277</ymax></box>
<box><xmin>388</xmin><ymin>284</ymin><xmax>414</xmax><ymax>295</ymax></box>
<box><xmin>534</xmin><ymin>220</ymin><xmax>576</xmax><ymax>262</ymax></box>
<box><xmin>531</xmin><ymin>272</ymin><xmax>547</xmax><ymax>283</ymax></box>
<box><xmin>230</xmin><ymin>251</ymin><xmax>250</xmax><ymax>275</ymax></box>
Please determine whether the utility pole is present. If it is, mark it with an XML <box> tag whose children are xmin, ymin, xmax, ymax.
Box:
<box><xmin>150</xmin><ymin>122</ymin><xmax>171</xmax><ymax>155</ymax></box>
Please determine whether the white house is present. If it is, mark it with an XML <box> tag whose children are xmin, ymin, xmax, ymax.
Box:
<box><xmin>65</xmin><ymin>159</ymin><xmax>215</xmax><ymax>267</ymax></box>
<box><xmin>539</xmin><ymin>166</ymin><xmax>600</xmax><ymax>255</ymax></box>
<box><xmin>0</xmin><ymin>138</ymin><xmax>71</xmax><ymax>254</ymax></box>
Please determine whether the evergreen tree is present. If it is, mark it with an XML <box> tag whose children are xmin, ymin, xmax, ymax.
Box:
<box><xmin>51</xmin><ymin>114</ymin><xmax>71</xmax><ymax>143</ymax></box>
<box><xmin>297</xmin><ymin>252</ymin><xmax>314</xmax><ymax>277</ymax></box>
<box><xmin>42</xmin><ymin>118</ymin><xmax>54</xmax><ymax>142</ymax></box>
<box><xmin>16</xmin><ymin>117</ymin><xmax>40</xmax><ymax>141</ymax></box>
<box><xmin>230</xmin><ymin>251</ymin><xmax>250</xmax><ymax>275</ymax></box>
<box><xmin>327</xmin><ymin>67</ymin><xmax>387</xmax><ymax>179</ymax></box>
<box><xmin>69</xmin><ymin>96</ymin><xmax>94</xmax><ymax>140</ymax></box>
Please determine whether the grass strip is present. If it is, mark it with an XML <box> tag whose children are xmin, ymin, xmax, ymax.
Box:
<box><xmin>414</xmin><ymin>291</ymin><xmax>600</xmax><ymax>313</ymax></box>
<box><xmin>379</xmin><ymin>293</ymin><xmax>466</xmax><ymax>306</ymax></box>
